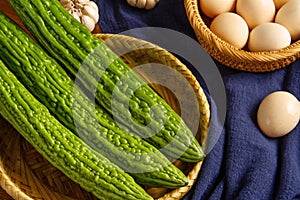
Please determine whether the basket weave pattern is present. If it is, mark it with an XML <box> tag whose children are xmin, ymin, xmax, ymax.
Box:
<box><xmin>0</xmin><ymin>34</ymin><xmax>210</xmax><ymax>200</ymax></box>
<box><xmin>184</xmin><ymin>0</ymin><xmax>300</xmax><ymax>72</ymax></box>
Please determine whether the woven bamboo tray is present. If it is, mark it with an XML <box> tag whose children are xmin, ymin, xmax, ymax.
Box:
<box><xmin>0</xmin><ymin>33</ymin><xmax>210</xmax><ymax>200</ymax></box>
<box><xmin>184</xmin><ymin>0</ymin><xmax>300</xmax><ymax>72</ymax></box>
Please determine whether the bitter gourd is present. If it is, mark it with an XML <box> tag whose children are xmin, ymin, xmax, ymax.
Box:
<box><xmin>0</xmin><ymin>11</ymin><xmax>188</xmax><ymax>188</ymax></box>
<box><xmin>0</xmin><ymin>59</ymin><xmax>153</xmax><ymax>200</ymax></box>
<box><xmin>7</xmin><ymin>0</ymin><xmax>205</xmax><ymax>162</ymax></box>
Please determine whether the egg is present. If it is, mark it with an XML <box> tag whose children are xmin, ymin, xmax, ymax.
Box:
<box><xmin>210</xmin><ymin>12</ymin><xmax>249</xmax><ymax>49</ymax></box>
<box><xmin>275</xmin><ymin>0</ymin><xmax>300</xmax><ymax>40</ymax></box>
<box><xmin>236</xmin><ymin>0</ymin><xmax>276</xmax><ymax>29</ymax></box>
<box><xmin>273</xmin><ymin>0</ymin><xmax>290</xmax><ymax>10</ymax></box>
<box><xmin>248</xmin><ymin>23</ymin><xmax>291</xmax><ymax>52</ymax></box>
<box><xmin>199</xmin><ymin>0</ymin><xmax>236</xmax><ymax>18</ymax></box>
<box><xmin>257</xmin><ymin>91</ymin><xmax>300</xmax><ymax>138</ymax></box>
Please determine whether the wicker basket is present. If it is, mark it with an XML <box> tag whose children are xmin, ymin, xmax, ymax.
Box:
<box><xmin>0</xmin><ymin>33</ymin><xmax>210</xmax><ymax>200</ymax></box>
<box><xmin>184</xmin><ymin>0</ymin><xmax>300</xmax><ymax>72</ymax></box>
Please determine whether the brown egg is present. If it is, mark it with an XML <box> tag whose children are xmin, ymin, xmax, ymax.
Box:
<box><xmin>248</xmin><ymin>22</ymin><xmax>291</xmax><ymax>52</ymax></box>
<box><xmin>275</xmin><ymin>0</ymin><xmax>300</xmax><ymax>40</ymax></box>
<box><xmin>236</xmin><ymin>0</ymin><xmax>276</xmax><ymax>29</ymax></box>
<box><xmin>200</xmin><ymin>0</ymin><xmax>236</xmax><ymax>18</ymax></box>
<box><xmin>210</xmin><ymin>12</ymin><xmax>249</xmax><ymax>49</ymax></box>
<box><xmin>257</xmin><ymin>91</ymin><xmax>300</xmax><ymax>138</ymax></box>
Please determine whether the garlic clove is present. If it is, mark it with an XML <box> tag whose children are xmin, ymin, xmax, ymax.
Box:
<box><xmin>145</xmin><ymin>0</ymin><xmax>159</xmax><ymax>9</ymax></box>
<box><xmin>71</xmin><ymin>10</ymin><xmax>82</xmax><ymax>22</ymax></box>
<box><xmin>136</xmin><ymin>0</ymin><xmax>147</xmax><ymax>8</ymax></box>
<box><xmin>127</xmin><ymin>0</ymin><xmax>159</xmax><ymax>9</ymax></box>
<box><xmin>59</xmin><ymin>0</ymin><xmax>99</xmax><ymax>31</ymax></box>
<box><xmin>78</xmin><ymin>0</ymin><xmax>90</xmax><ymax>4</ymax></box>
<box><xmin>127</xmin><ymin>0</ymin><xmax>138</xmax><ymax>7</ymax></box>
<box><xmin>81</xmin><ymin>15</ymin><xmax>96</xmax><ymax>31</ymax></box>
<box><xmin>83</xmin><ymin>3</ymin><xmax>99</xmax><ymax>23</ymax></box>
<box><xmin>88</xmin><ymin>1</ymin><xmax>99</xmax><ymax>11</ymax></box>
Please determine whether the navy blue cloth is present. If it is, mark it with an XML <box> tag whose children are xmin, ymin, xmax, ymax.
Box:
<box><xmin>96</xmin><ymin>1</ymin><xmax>300</xmax><ymax>199</ymax></box>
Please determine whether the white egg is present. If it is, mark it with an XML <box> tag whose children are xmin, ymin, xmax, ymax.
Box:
<box><xmin>236</xmin><ymin>0</ymin><xmax>276</xmax><ymax>29</ymax></box>
<box><xmin>248</xmin><ymin>23</ymin><xmax>291</xmax><ymax>52</ymax></box>
<box><xmin>257</xmin><ymin>91</ymin><xmax>300</xmax><ymax>138</ymax></box>
<box><xmin>210</xmin><ymin>12</ymin><xmax>249</xmax><ymax>49</ymax></box>
<box><xmin>275</xmin><ymin>0</ymin><xmax>300</xmax><ymax>40</ymax></box>
<box><xmin>200</xmin><ymin>0</ymin><xmax>236</xmax><ymax>18</ymax></box>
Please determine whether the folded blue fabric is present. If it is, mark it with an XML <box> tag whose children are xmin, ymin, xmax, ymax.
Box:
<box><xmin>96</xmin><ymin>1</ymin><xmax>300</xmax><ymax>199</ymax></box>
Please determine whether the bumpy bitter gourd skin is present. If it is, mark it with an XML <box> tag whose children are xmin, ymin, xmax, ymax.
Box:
<box><xmin>0</xmin><ymin>11</ymin><xmax>188</xmax><ymax>188</ymax></box>
<box><xmin>7</xmin><ymin>0</ymin><xmax>205</xmax><ymax>162</ymax></box>
<box><xmin>0</xmin><ymin>59</ymin><xmax>153</xmax><ymax>200</ymax></box>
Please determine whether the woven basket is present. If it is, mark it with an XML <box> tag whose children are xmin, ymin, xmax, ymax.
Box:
<box><xmin>184</xmin><ymin>0</ymin><xmax>300</xmax><ymax>72</ymax></box>
<box><xmin>0</xmin><ymin>33</ymin><xmax>210</xmax><ymax>200</ymax></box>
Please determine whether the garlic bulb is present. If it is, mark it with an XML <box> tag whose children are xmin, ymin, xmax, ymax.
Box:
<box><xmin>59</xmin><ymin>0</ymin><xmax>99</xmax><ymax>31</ymax></box>
<box><xmin>127</xmin><ymin>0</ymin><xmax>159</xmax><ymax>10</ymax></box>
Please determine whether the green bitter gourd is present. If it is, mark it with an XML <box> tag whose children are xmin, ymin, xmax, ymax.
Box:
<box><xmin>0</xmin><ymin>11</ymin><xmax>188</xmax><ymax>188</ymax></box>
<box><xmin>7</xmin><ymin>0</ymin><xmax>205</xmax><ymax>163</ymax></box>
<box><xmin>0</xmin><ymin>59</ymin><xmax>153</xmax><ymax>200</ymax></box>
